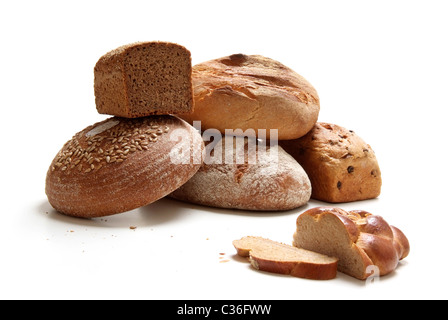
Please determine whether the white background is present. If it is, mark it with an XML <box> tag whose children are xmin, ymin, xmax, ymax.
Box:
<box><xmin>1</xmin><ymin>0</ymin><xmax>447</xmax><ymax>300</ymax></box>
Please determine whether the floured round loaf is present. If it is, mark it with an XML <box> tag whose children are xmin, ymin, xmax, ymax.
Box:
<box><xmin>170</xmin><ymin>135</ymin><xmax>311</xmax><ymax>211</ymax></box>
<box><xmin>178</xmin><ymin>54</ymin><xmax>320</xmax><ymax>140</ymax></box>
<box><xmin>45</xmin><ymin>115</ymin><xmax>204</xmax><ymax>218</ymax></box>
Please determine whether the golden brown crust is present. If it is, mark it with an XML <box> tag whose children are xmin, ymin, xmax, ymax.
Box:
<box><xmin>280</xmin><ymin>122</ymin><xmax>382</xmax><ymax>202</ymax></box>
<box><xmin>178</xmin><ymin>54</ymin><xmax>320</xmax><ymax>140</ymax></box>
<box><xmin>45</xmin><ymin>115</ymin><xmax>203</xmax><ymax>218</ymax></box>
<box><xmin>233</xmin><ymin>236</ymin><xmax>338</xmax><ymax>280</ymax></box>
<box><xmin>94</xmin><ymin>41</ymin><xmax>193</xmax><ymax>118</ymax></box>
<box><xmin>391</xmin><ymin>226</ymin><xmax>411</xmax><ymax>260</ymax></box>
<box><xmin>293</xmin><ymin>207</ymin><xmax>410</xmax><ymax>280</ymax></box>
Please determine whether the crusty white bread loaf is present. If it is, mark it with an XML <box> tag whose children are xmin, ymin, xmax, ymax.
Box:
<box><xmin>170</xmin><ymin>135</ymin><xmax>311</xmax><ymax>211</ymax></box>
<box><xmin>293</xmin><ymin>207</ymin><xmax>410</xmax><ymax>280</ymax></box>
<box><xmin>280</xmin><ymin>122</ymin><xmax>382</xmax><ymax>202</ymax></box>
<box><xmin>233</xmin><ymin>236</ymin><xmax>338</xmax><ymax>280</ymax></box>
<box><xmin>94</xmin><ymin>41</ymin><xmax>193</xmax><ymax>118</ymax></box>
<box><xmin>178</xmin><ymin>54</ymin><xmax>320</xmax><ymax>140</ymax></box>
<box><xmin>45</xmin><ymin>115</ymin><xmax>203</xmax><ymax>218</ymax></box>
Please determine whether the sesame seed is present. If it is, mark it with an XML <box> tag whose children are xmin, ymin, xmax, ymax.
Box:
<box><xmin>52</xmin><ymin>117</ymin><xmax>170</xmax><ymax>174</ymax></box>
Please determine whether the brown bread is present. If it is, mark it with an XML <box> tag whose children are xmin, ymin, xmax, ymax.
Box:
<box><xmin>94</xmin><ymin>41</ymin><xmax>193</xmax><ymax>118</ymax></box>
<box><xmin>45</xmin><ymin>115</ymin><xmax>203</xmax><ymax>218</ymax></box>
<box><xmin>280</xmin><ymin>122</ymin><xmax>382</xmax><ymax>202</ymax></box>
<box><xmin>178</xmin><ymin>54</ymin><xmax>320</xmax><ymax>140</ymax></box>
<box><xmin>170</xmin><ymin>135</ymin><xmax>311</xmax><ymax>211</ymax></box>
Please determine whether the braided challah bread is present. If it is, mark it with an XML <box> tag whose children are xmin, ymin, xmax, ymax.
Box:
<box><xmin>293</xmin><ymin>207</ymin><xmax>410</xmax><ymax>280</ymax></box>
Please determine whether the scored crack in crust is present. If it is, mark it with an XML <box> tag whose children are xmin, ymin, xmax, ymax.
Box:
<box><xmin>178</xmin><ymin>54</ymin><xmax>320</xmax><ymax>140</ymax></box>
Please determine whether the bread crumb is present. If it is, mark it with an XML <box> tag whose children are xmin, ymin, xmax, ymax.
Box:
<box><xmin>220</xmin><ymin>260</ymin><xmax>230</xmax><ymax>263</ymax></box>
<box><xmin>130</xmin><ymin>226</ymin><xmax>137</xmax><ymax>230</ymax></box>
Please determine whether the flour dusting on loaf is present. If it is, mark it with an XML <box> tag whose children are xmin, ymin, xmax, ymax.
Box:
<box><xmin>170</xmin><ymin>135</ymin><xmax>311</xmax><ymax>211</ymax></box>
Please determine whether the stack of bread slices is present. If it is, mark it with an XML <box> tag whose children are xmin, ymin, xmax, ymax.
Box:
<box><xmin>45</xmin><ymin>41</ymin><xmax>408</xmax><ymax>281</ymax></box>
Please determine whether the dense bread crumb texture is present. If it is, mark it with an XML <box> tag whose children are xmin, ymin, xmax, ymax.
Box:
<box><xmin>45</xmin><ymin>115</ymin><xmax>204</xmax><ymax>218</ymax></box>
<box><xmin>280</xmin><ymin>122</ymin><xmax>382</xmax><ymax>202</ymax></box>
<box><xmin>178</xmin><ymin>54</ymin><xmax>320</xmax><ymax>140</ymax></box>
<box><xmin>233</xmin><ymin>236</ymin><xmax>338</xmax><ymax>280</ymax></box>
<box><xmin>293</xmin><ymin>207</ymin><xmax>410</xmax><ymax>280</ymax></box>
<box><xmin>170</xmin><ymin>135</ymin><xmax>311</xmax><ymax>211</ymax></box>
<box><xmin>94</xmin><ymin>41</ymin><xmax>193</xmax><ymax>118</ymax></box>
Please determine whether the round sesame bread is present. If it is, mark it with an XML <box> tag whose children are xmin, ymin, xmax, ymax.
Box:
<box><xmin>45</xmin><ymin>115</ymin><xmax>204</xmax><ymax>218</ymax></box>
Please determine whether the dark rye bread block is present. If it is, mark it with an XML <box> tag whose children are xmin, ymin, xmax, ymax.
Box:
<box><xmin>94</xmin><ymin>41</ymin><xmax>193</xmax><ymax>118</ymax></box>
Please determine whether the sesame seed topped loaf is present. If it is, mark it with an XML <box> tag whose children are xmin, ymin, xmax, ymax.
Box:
<box><xmin>280</xmin><ymin>122</ymin><xmax>382</xmax><ymax>203</ymax></box>
<box><xmin>45</xmin><ymin>115</ymin><xmax>204</xmax><ymax>218</ymax></box>
<box><xmin>94</xmin><ymin>41</ymin><xmax>193</xmax><ymax>118</ymax></box>
<box><xmin>233</xmin><ymin>236</ymin><xmax>338</xmax><ymax>280</ymax></box>
<box><xmin>177</xmin><ymin>54</ymin><xmax>320</xmax><ymax>140</ymax></box>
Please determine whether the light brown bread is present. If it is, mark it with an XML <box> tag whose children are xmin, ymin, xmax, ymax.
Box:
<box><xmin>178</xmin><ymin>54</ymin><xmax>320</xmax><ymax>140</ymax></box>
<box><xmin>45</xmin><ymin>115</ymin><xmax>203</xmax><ymax>218</ymax></box>
<box><xmin>293</xmin><ymin>207</ymin><xmax>410</xmax><ymax>280</ymax></box>
<box><xmin>280</xmin><ymin>122</ymin><xmax>382</xmax><ymax>202</ymax></box>
<box><xmin>170</xmin><ymin>135</ymin><xmax>311</xmax><ymax>211</ymax></box>
<box><xmin>233</xmin><ymin>236</ymin><xmax>338</xmax><ymax>280</ymax></box>
<box><xmin>94</xmin><ymin>41</ymin><xmax>193</xmax><ymax>118</ymax></box>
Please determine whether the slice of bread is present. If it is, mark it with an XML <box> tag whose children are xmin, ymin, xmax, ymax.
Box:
<box><xmin>233</xmin><ymin>236</ymin><xmax>338</xmax><ymax>280</ymax></box>
<box><xmin>94</xmin><ymin>41</ymin><xmax>193</xmax><ymax>118</ymax></box>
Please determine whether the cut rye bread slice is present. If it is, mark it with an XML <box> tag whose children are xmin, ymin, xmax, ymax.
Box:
<box><xmin>233</xmin><ymin>236</ymin><xmax>338</xmax><ymax>280</ymax></box>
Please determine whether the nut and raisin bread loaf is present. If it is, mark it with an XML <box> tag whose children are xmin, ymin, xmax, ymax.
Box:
<box><xmin>293</xmin><ymin>207</ymin><xmax>410</xmax><ymax>280</ymax></box>
<box><xmin>94</xmin><ymin>41</ymin><xmax>193</xmax><ymax>118</ymax></box>
<box><xmin>280</xmin><ymin>122</ymin><xmax>381</xmax><ymax>202</ymax></box>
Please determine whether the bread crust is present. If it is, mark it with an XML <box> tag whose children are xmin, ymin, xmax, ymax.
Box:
<box><xmin>94</xmin><ymin>41</ymin><xmax>193</xmax><ymax>118</ymax></box>
<box><xmin>45</xmin><ymin>115</ymin><xmax>203</xmax><ymax>218</ymax></box>
<box><xmin>170</xmin><ymin>135</ymin><xmax>311</xmax><ymax>211</ymax></box>
<box><xmin>280</xmin><ymin>122</ymin><xmax>382</xmax><ymax>202</ymax></box>
<box><xmin>293</xmin><ymin>207</ymin><xmax>410</xmax><ymax>280</ymax></box>
<box><xmin>178</xmin><ymin>54</ymin><xmax>320</xmax><ymax>140</ymax></box>
<box><xmin>233</xmin><ymin>236</ymin><xmax>338</xmax><ymax>280</ymax></box>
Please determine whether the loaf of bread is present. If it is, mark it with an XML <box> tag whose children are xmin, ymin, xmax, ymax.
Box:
<box><xmin>94</xmin><ymin>41</ymin><xmax>193</xmax><ymax>118</ymax></box>
<box><xmin>233</xmin><ymin>236</ymin><xmax>338</xmax><ymax>280</ymax></box>
<box><xmin>293</xmin><ymin>207</ymin><xmax>410</xmax><ymax>280</ymax></box>
<box><xmin>45</xmin><ymin>115</ymin><xmax>203</xmax><ymax>218</ymax></box>
<box><xmin>178</xmin><ymin>54</ymin><xmax>320</xmax><ymax>140</ymax></box>
<box><xmin>170</xmin><ymin>135</ymin><xmax>311</xmax><ymax>211</ymax></box>
<box><xmin>280</xmin><ymin>122</ymin><xmax>381</xmax><ymax>202</ymax></box>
